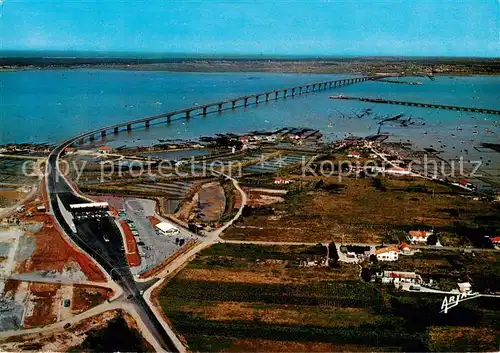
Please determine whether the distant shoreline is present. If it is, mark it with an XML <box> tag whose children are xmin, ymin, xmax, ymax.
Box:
<box><xmin>1</xmin><ymin>57</ymin><xmax>500</xmax><ymax>75</ymax></box>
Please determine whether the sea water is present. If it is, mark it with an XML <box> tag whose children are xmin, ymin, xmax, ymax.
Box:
<box><xmin>1</xmin><ymin>70</ymin><xmax>499</xmax><ymax>180</ymax></box>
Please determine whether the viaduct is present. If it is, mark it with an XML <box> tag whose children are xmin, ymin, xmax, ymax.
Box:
<box><xmin>75</xmin><ymin>76</ymin><xmax>373</xmax><ymax>145</ymax></box>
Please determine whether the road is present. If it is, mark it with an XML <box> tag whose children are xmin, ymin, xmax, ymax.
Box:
<box><xmin>46</xmin><ymin>142</ymin><xmax>178</xmax><ymax>352</ymax></box>
<box><xmin>141</xmin><ymin>171</ymin><xmax>249</xmax><ymax>352</ymax></box>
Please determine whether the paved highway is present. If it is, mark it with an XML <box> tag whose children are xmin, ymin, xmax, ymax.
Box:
<box><xmin>46</xmin><ymin>144</ymin><xmax>177</xmax><ymax>352</ymax></box>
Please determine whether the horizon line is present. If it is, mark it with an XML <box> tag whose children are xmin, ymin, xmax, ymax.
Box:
<box><xmin>0</xmin><ymin>50</ymin><xmax>499</xmax><ymax>60</ymax></box>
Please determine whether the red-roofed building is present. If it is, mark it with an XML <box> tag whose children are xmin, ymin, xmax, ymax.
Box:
<box><xmin>409</xmin><ymin>230</ymin><xmax>432</xmax><ymax>243</ymax></box>
<box><xmin>386</xmin><ymin>166</ymin><xmax>411</xmax><ymax>176</ymax></box>
<box><xmin>97</xmin><ymin>146</ymin><xmax>113</xmax><ymax>154</ymax></box>
<box><xmin>274</xmin><ymin>177</ymin><xmax>292</xmax><ymax>185</ymax></box>
<box><xmin>376</xmin><ymin>247</ymin><xmax>399</xmax><ymax>261</ymax></box>
<box><xmin>399</xmin><ymin>242</ymin><xmax>411</xmax><ymax>253</ymax></box>
<box><xmin>491</xmin><ymin>236</ymin><xmax>500</xmax><ymax>245</ymax></box>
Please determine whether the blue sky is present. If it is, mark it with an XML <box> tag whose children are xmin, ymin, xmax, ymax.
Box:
<box><xmin>0</xmin><ymin>0</ymin><xmax>499</xmax><ymax>57</ymax></box>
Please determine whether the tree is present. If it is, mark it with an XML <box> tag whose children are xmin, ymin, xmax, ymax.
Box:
<box><xmin>361</xmin><ymin>267</ymin><xmax>372</xmax><ymax>282</ymax></box>
<box><xmin>328</xmin><ymin>241</ymin><xmax>339</xmax><ymax>267</ymax></box>
<box><xmin>369</xmin><ymin>254</ymin><xmax>378</xmax><ymax>263</ymax></box>
<box><xmin>242</xmin><ymin>205</ymin><xmax>252</xmax><ymax>217</ymax></box>
<box><xmin>427</xmin><ymin>233</ymin><xmax>438</xmax><ymax>245</ymax></box>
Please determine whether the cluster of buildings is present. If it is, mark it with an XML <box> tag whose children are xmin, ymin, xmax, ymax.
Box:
<box><xmin>375</xmin><ymin>243</ymin><xmax>414</xmax><ymax>262</ymax></box>
<box><xmin>375</xmin><ymin>230</ymin><xmax>435</xmax><ymax>262</ymax></box>
<box><xmin>0</xmin><ymin>144</ymin><xmax>51</xmax><ymax>154</ymax></box>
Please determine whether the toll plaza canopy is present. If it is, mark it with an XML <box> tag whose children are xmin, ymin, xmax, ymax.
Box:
<box><xmin>69</xmin><ymin>202</ymin><xmax>109</xmax><ymax>210</ymax></box>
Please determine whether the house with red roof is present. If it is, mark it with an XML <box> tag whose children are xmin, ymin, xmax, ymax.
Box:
<box><xmin>274</xmin><ymin>177</ymin><xmax>292</xmax><ymax>185</ymax></box>
<box><xmin>376</xmin><ymin>247</ymin><xmax>399</xmax><ymax>262</ymax></box>
<box><xmin>399</xmin><ymin>242</ymin><xmax>411</xmax><ymax>253</ymax></box>
<box><xmin>97</xmin><ymin>145</ymin><xmax>113</xmax><ymax>154</ymax></box>
<box><xmin>347</xmin><ymin>151</ymin><xmax>361</xmax><ymax>159</ymax></box>
<box><xmin>409</xmin><ymin>230</ymin><xmax>432</xmax><ymax>243</ymax></box>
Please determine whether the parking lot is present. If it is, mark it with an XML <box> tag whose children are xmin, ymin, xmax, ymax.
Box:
<box><xmin>120</xmin><ymin>198</ymin><xmax>198</xmax><ymax>274</ymax></box>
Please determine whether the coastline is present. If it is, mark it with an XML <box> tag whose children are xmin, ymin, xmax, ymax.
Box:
<box><xmin>1</xmin><ymin>58</ymin><xmax>500</xmax><ymax>75</ymax></box>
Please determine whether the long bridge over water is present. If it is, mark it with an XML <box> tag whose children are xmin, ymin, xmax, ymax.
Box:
<box><xmin>329</xmin><ymin>95</ymin><xmax>500</xmax><ymax>115</ymax></box>
<box><xmin>75</xmin><ymin>76</ymin><xmax>373</xmax><ymax>145</ymax></box>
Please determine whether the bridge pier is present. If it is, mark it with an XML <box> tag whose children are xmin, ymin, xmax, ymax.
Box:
<box><xmin>71</xmin><ymin>77</ymin><xmax>371</xmax><ymax>144</ymax></box>
<box><xmin>79</xmin><ymin>138</ymin><xmax>84</xmax><ymax>145</ymax></box>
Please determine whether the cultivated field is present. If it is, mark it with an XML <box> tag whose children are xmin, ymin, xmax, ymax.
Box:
<box><xmin>223</xmin><ymin>177</ymin><xmax>500</xmax><ymax>245</ymax></box>
<box><xmin>158</xmin><ymin>243</ymin><xmax>500</xmax><ymax>352</ymax></box>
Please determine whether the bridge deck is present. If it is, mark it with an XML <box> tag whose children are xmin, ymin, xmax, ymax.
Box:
<box><xmin>73</xmin><ymin>75</ymin><xmax>376</xmax><ymax>142</ymax></box>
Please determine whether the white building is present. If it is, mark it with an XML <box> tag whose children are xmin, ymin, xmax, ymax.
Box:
<box><xmin>347</xmin><ymin>151</ymin><xmax>361</xmax><ymax>159</ymax></box>
<box><xmin>376</xmin><ymin>247</ymin><xmax>399</xmax><ymax>261</ymax></box>
<box><xmin>155</xmin><ymin>221</ymin><xmax>180</xmax><ymax>236</ymax></box>
<box><xmin>274</xmin><ymin>177</ymin><xmax>292</xmax><ymax>185</ymax></box>
<box><xmin>380</xmin><ymin>271</ymin><xmax>422</xmax><ymax>284</ymax></box>
<box><xmin>385</xmin><ymin>167</ymin><xmax>411</xmax><ymax>176</ymax></box>
<box><xmin>457</xmin><ymin>282</ymin><xmax>472</xmax><ymax>293</ymax></box>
